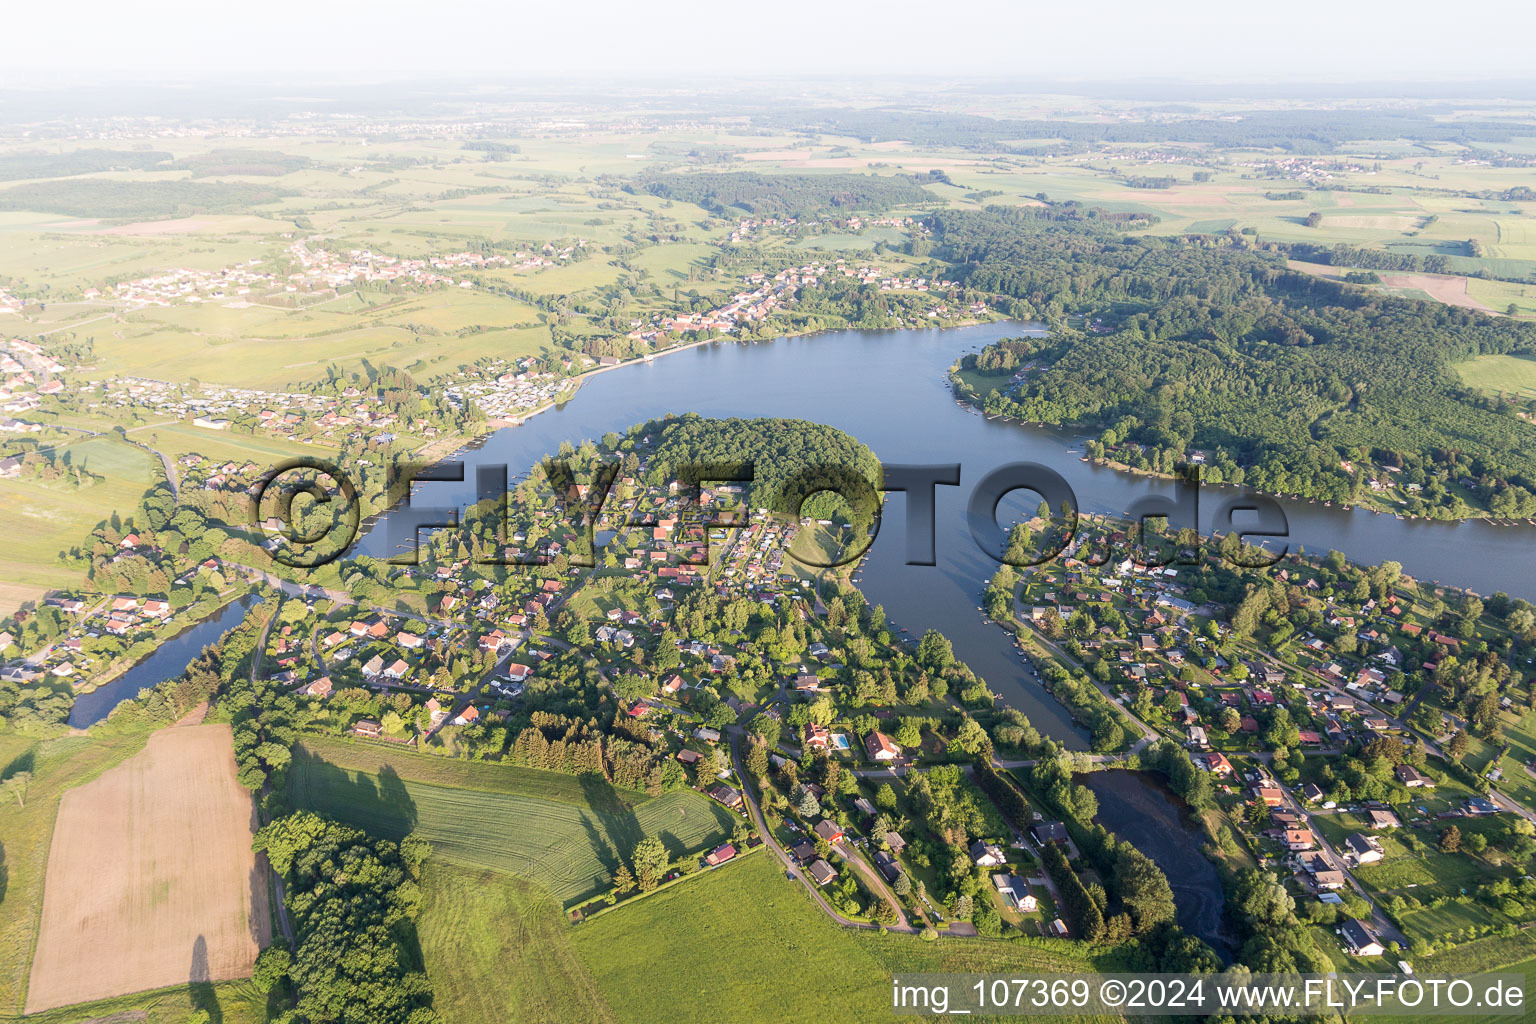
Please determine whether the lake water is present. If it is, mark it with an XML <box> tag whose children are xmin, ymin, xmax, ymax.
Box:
<box><xmin>1080</xmin><ymin>769</ymin><xmax>1238</xmax><ymax>961</ymax></box>
<box><xmin>68</xmin><ymin>593</ymin><xmax>263</xmax><ymax>727</ymax></box>
<box><xmin>348</xmin><ymin>321</ymin><xmax>1536</xmax><ymax>747</ymax></box>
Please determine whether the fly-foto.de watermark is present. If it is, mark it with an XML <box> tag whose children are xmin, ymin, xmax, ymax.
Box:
<box><xmin>251</xmin><ymin>458</ymin><xmax>1288</xmax><ymax>571</ymax></box>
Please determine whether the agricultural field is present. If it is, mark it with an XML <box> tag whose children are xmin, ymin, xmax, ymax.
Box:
<box><xmin>568</xmin><ymin>851</ymin><xmax>1118</xmax><ymax>1024</ymax></box>
<box><xmin>416</xmin><ymin>861</ymin><xmax>617</xmax><ymax>1024</ymax></box>
<box><xmin>285</xmin><ymin>743</ymin><xmax>737</xmax><ymax>903</ymax></box>
<box><xmin>24</xmin><ymin>721</ymin><xmax>268</xmax><ymax>1014</ymax></box>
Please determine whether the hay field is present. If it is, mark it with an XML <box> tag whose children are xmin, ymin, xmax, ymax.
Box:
<box><xmin>24</xmin><ymin>723</ymin><xmax>269</xmax><ymax>1014</ymax></box>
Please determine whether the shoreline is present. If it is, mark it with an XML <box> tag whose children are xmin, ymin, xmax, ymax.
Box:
<box><xmin>946</xmin><ymin>372</ymin><xmax>1536</xmax><ymax>530</ymax></box>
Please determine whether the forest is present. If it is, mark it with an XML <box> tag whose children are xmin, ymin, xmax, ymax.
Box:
<box><xmin>938</xmin><ymin>206</ymin><xmax>1536</xmax><ymax>513</ymax></box>
<box><xmin>0</xmin><ymin>178</ymin><xmax>293</xmax><ymax>218</ymax></box>
<box><xmin>630</xmin><ymin>172</ymin><xmax>936</xmax><ymax>216</ymax></box>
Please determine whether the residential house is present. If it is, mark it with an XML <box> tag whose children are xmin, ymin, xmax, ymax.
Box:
<box><xmin>969</xmin><ymin>840</ymin><xmax>1007</xmax><ymax>867</ymax></box>
<box><xmin>1342</xmin><ymin>918</ymin><xmax>1385</xmax><ymax>957</ymax></box>
<box><xmin>864</xmin><ymin>731</ymin><xmax>900</xmax><ymax>761</ymax></box>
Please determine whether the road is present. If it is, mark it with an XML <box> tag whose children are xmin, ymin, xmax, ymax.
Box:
<box><xmin>729</xmin><ymin>731</ymin><xmax>916</xmax><ymax>934</ymax></box>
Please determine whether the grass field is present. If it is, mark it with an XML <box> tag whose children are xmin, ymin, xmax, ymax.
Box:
<box><xmin>568</xmin><ymin>851</ymin><xmax>1119</xmax><ymax>1024</ymax></box>
<box><xmin>1454</xmin><ymin>353</ymin><xmax>1536</xmax><ymax>400</ymax></box>
<box><xmin>0</xmin><ymin>436</ymin><xmax>154</xmax><ymax>608</ymax></box>
<box><xmin>416</xmin><ymin>861</ymin><xmax>617</xmax><ymax>1024</ymax></box>
<box><xmin>25</xmin><ymin>722</ymin><xmax>268</xmax><ymax>1013</ymax></box>
<box><xmin>286</xmin><ymin>744</ymin><xmax>735</xmax><ymax>903</ymax></box>
<box><xmin>291</xmin><ymin>736</ymin><xmax>650</xmax><ymax>811</ymax></box>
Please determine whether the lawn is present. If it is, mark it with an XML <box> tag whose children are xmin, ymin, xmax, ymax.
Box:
<box><xmin>568</xmin><ymin>851</ymin><xmax>1120</xmax><ymax>1024</ymax></box>
<box><xmin>285</xmin><ymin>745</ymin><xmax>736</xmax><ymax>903</ymax></box>
<box><xmin>1454</xmin><ymin>352</ymin><xmax>1536</xmax><ymax>401</ymax></box>
<box><xmin>416</xmin><ymin>861</ymin><xmax>617</xmax><ymax>1024</ymax></box>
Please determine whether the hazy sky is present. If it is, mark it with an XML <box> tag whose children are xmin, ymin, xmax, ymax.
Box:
<box><xmin>10</xmin><ymin>0</ymin><xmax>1536</xmax><ymax>84</ymax></box>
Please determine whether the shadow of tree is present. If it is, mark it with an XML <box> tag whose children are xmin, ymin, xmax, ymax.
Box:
<box><xmin>0</xmin><ymin>840</ymin><xmax>8</xmax><ymax>907</ymax></box>
<box><xmin>188</xmin><ymin>935</ymin><xmax>223</xmax><ymax>1024</ymax></box>
<box><xmin>287</xmin><ymin>747</ymin><xmax>419</xmax><ymax>839</ymax></box>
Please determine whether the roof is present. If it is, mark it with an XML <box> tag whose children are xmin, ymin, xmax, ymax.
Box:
<box><xmin>1342</xmin><ymin>918</ymin><xmax>1379</xmax><ymax>950</ymax></box>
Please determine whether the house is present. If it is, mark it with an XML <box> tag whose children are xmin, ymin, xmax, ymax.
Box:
<box><xmin>1301</xmin><ymin>782</ymin><xmax>1325</xmax><ymax>803</ymax></box>
<box><xmin>352</xmin><ymin>719</ymin><xmax>382</xmax><ymax>738</ymax></box>
<box><xmin>884</xmin><ymin>831</ymin><xmax>907</xmax><ymax>854</ymax></box>
<box><xmin>1049</xmin><ymin>918</ymin><xmax>1069</xmax><ymax>937</ymax></box>
<box><xmin>694</xmin><ymin>726</ymin><xmax>721</xmax><ymax>744</ymax></box>
<box><xmin>1395</xmin><ymin>764</ymin><xmax>1435</xmax><ymax>788</ymax></box>
<box><xmin>300</xmin><ymin>676</ymin><xmax>333</xmax><ymax>698</ymax></box>
<box><xmin>853</xmin><ymin>797</ymin><xmax>877</xmax><ymax>818</ymax></box>
<box><xmin>1342</xmin><ymin>918</ymin><xmax>1385</xmax><ymax>957</ymax></box>
<box><xmin>793</xmin><ymin>673</ymin><xmax>822</xmax><ymax>693</ymax></box>
<box><xmin>1254</xmin><ymin>786</ymin><xmax>1285</xmax><ymax>807</ymax></box>
<box><xmin>1368</xmin><ymin>809</ymin><xmax>1401</xmax><ymax>829</ymax></box>
<box><xmin>1345</xmin><ymin>833</ymin><xmax>1385</xmax><ymax>865</ymax></box>
<box><xmin>1314</xmin><ymin>870</ymin><xmax>1346</xmax><ymax>891</ymax></box>
<box><xmin>807</xmin><ymin>859</ymin><xmax>837</xmax><ymax>886</ymax></box>
<box><xmin>1032</xmin><ymin>821</ymin><xmax>1069</xmax><ymax>845</ymax></box>
<box><xmin>453</xmin><ymin>705</ymin><xmax>480</xmax><ymax>726</ymax></box>
<box><xmin>814</xmin><ymin>819</ymin><xmax>845</xmax><ymax>844</ymax></box>
<box><xmin>704</xmin><ymin>843</ymin><xmax>737</xmax><ymax>867</ymax></box>
<box><xmin>710</xmin><ymin>785</ymin><xmax>744</xmax><ymax>810</ymax></box>
<box><xmin>1282</xmin><ymin>828</ymin><xmax>1316</xmax><ymax>851</ymax></box>
<box><xmin>361</xmin><ymin>654</ymin><xmax>385</xmax><ymax>677</ymax></box>
<box><xmin>382</xmin><ymin>659</ymin><xmax>409</xmax><ymax>680</ymax></box>
<box><xmin>864</xmin><ymin>730</ymin><xmax>900</xmax><ymax>761</ymax></box>
<box><xmin>873</xmin><ymin>850</ymin><xmax>902</xmax><ymax>882</ymax></box>
<box><xmin>992</xmin><ymin>874</ymin><xmax>1039</xmax><ymax>911</ymax></box>
<box><xmin>789</xmin><ymin>840</ymin><xmax>817</xmax><ymax>864</ymax></box>
<box><xmin>676</xmin><ymin>748</ymin><xmax>702</xmax><ymax>764</ymax></box>
<box><xmin>397</xmin><ymin>631</ymin><xmax>424</xmax><ymax>649</ymax></box>
<box><xmin>969</xmin><ymin>840</ymin><xmax>1007</xmax><ymax>867</ymax></box>
<box><xmin>1187</xmin><ymin>725</ymin><xmax>1209</xmax><ymax>749</ymax></box>
<box><xmin>661</xmin><ymin>674</ymin><xmax>686</xmax><ymax>694</ymax></box>
<box><xmin>1205</xmin><ymin>752</ymin><xmax>1234</xmax><ymax>776</ymax></box>
<box><xmin>802</xmin><ymin>722</ymin><xmax>831</xmax><ymax>751</ymax></box>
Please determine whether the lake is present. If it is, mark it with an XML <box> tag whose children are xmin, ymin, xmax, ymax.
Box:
<box><xmin>350</xmin><ymin>321</ymin><xmax>1536</xmax><ymax>746</ymax></box>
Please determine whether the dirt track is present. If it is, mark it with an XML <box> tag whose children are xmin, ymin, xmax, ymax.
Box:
<box><xmin>24</xmin><ymin>723</ymin><xmax>270</xmax><ymax>1013</ymax></box>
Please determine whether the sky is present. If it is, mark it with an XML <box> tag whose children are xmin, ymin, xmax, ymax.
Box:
<box><xmin>9</xmin><ymin>0</ymin><xmax>1536</xmax><ymax>85</ymax></box>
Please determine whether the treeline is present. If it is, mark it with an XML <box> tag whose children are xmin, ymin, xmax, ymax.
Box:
<box><xmin>505</xmin><ymin>711</ymin><xmax>669</xmax><ymax>791</ymax></box>
<box><xmin>0</xmin><ymin>179</ymin><xmax>293</xmax><ymax>218</ymax></box>
<box><xmin>752</xmin><ymin>106</ymin><xmax>1536</xmax><ymax>154</ymax></box>
<box><xmin>0</xmin><ymin>148</ymin><xmax>171</xmax><ymax>180</ymax></box>
<box><xmin>1043</xmin><ymin>841</ymin><xmax>1105</xmax><ymax>940</ymax></box>
<box><xmin>630</xmin><ymin>172</ymin><xmax>935</xmax><ymax>216</ymax></box>
<box><xmin>1287</xmin><ymin>241</ymin><xmax>1454</xmax><ymax>275</ymax></box>
<box><xmin>254</xmin><ymin>813</ymin><xmax>439</xmax><ymax>1024</ymax></box>
<box><xmin>167</xmin><ymin>148</ymin><xmax>312</xmax><ymax>177</ymax></box>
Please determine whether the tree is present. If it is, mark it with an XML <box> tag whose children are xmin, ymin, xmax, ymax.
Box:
<box><xmin>632</xmin><ymin>836</ymin><xmax>669</xmax><ymax>890</ymax></box>
<box><xmin>1447</xmin><ymin>730</ymin><xmax>1470</xmax><ymax>761</ymax></box>
<box><xmin>876</xmin><ymin>782</ymin><xmax>899</xmax><ymax>813</ymax></box>
<box><xmin>796</xmin><ymin>787</ymin><xmax>821</xmax><ymax>817</ymax></box>
<box><xmin>252</xmin><ymin>945</ymin><xmax>291</xmax><ymax>994</ymax></box>
<box><xmin>915</xmin><ymin>630</ymin><xmax>954</xmax><ymax>672</ymax></box>
<box><xmin>1440</xmin><ymin>825</ymin><xmax>1463</xmax><ymax>853</ymax></box>
<box><xmin>613</xmin><ymin>863</ymin><xmax>637</xmax><ymax>894</ymax></box>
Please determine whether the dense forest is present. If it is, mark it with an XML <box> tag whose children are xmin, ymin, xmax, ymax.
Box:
<box><xmin>0</xmin><ymin>148</ymin><xmax>172</xmax><ymax>180</ymax></box>
<box><xmin>938</xmin><ymin>206</ymin><xmax>1536</xmax><ymax>514</ymax></box>
<box><xmin>644</xmin><ymin>415</ymin><xmax>882</xmax><ymax>530</ymax></box>
<box><xmin>630</xmin><ymin>172</ymin><xmax>935</xmax><ymax>216</ymax></box>
<box><xmin>752</xmin><ymin>107</ymin><xmax>1536</xmax><ymax>154</ymax></box>
<box><xmin>166</xmin><ymin>148</ymin><xmax>312</xmax><ymax>177</ymax></box>
<box><xmin>0</xmin><ymin>179</ymin><xmax>293</xmax><ymax>218</ymax></box>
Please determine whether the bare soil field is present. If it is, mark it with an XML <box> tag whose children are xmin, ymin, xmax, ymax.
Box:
<box><xmin>1287</xmin><ymin>260</ymin><xmax>1501</xmax><ymax>314</ymax></box>
<box><xmin>24</xmin><ymin>722</ymin><xmax>269</xmax><ymax>1013</ymax></box>
<box><xmin>1379</xmin><ymin>272</ymin><xmax>1500</xmax><ymax>312</ymax></box>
